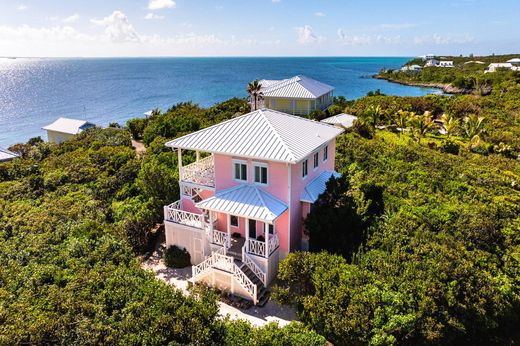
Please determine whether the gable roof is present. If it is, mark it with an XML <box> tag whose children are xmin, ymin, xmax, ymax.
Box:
<box><xmin>42</xmin><ymin>117</ymin><xmax>96</xmax><ymax>135</ymax></box>
<box><xmin>258</xmin><ymin>75</ymin><xmax>334</xmax><ymax>99</ymax></box>
<box><xmin>166</xmin><ymin>109</ymin><xmax>344</xmax><ymax>163</ymax></box>
<box><xmin>0</xmin><ymin>148</ymin><xmax>18</xmax><ymax>162</ymax></box>
<box><xmin>321</xmin><ymin>113</ymin><xmax>358</xmax><ymax>128</ymax></box>
<box><xmin>300</xmin><ymin>170</ymin><xmax>340</xmax><ymax>203</ymax></box>
<box><xmin>195</xmin><ymin>184</ymin><xmax>288</xmax><ymax>222</ymax></box>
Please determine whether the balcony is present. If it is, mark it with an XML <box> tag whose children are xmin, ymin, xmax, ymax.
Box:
<box><xmin>181</xmin><ymin>155</ymin><xmax>215</xmax><ymax>188</ymax></box>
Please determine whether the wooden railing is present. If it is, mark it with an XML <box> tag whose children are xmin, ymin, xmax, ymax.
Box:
<box><xmin>164</xmin><ymin>201</ymin><xmax>205</xmax><ymax>229</ymax></box>
<box><xmin>242</xmin><ymin>247</ymin><xmax>266</xmax><ymax>285</ymax></box>
<box><xmin>246</xmin><ymin>233</ymin><xmax>279</xmax><ymax>257</ymax></box>
<box><xmin>192</xmin><ymin>250</ymin><xmax>258</xmax><ymax>304</ymax></box>
<box><xmin>181</xmin><ymin>155</ymin><xmax>215</xmax><ymax>188</ymax></box>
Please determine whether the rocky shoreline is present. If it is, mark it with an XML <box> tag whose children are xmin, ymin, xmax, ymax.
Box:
<box><xmin>373</xmin><ymin>75</ymin><xmax>469</xmax><ymax>94</ymax></box>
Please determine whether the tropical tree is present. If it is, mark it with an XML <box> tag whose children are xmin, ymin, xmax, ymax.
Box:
<box><xmin>247</xmin><ymin>80</ymin><xmax>264</xmax><ymax>111</ymax></box>
<box><xmin>359</xmin><ymin>105</ymin><xmax>383</xmax><ymax>137</ymax></box>
<box><xmin>409</xmin><ymin>111</ymin><xmax>434</xmax><ymax>143</ymax></box>
<box><xmin>393</xmin><ymin>109</ymin><xmax>409</xmax><ymax>135</ymax></box>
<box><xmin>441</xmin><ymin>113</ymin><xmax>459</xmax><ymax>138</ymax></box>
<box><xmin>463</xmin><ymin>114</ymin><xmax>485</xmax><ymax>147</ymax></box>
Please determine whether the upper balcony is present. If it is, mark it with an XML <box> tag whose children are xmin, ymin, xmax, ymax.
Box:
<box><xmin>181</xmin><ymin>155</ymin><xmax>215</xmax><ymax>188</ymax></box>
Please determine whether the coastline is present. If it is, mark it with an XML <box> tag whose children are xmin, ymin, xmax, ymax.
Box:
<box><xmin>373</xmin><ymin>74</ymin><xmax>467</xmax><ymax>94</ymax></box>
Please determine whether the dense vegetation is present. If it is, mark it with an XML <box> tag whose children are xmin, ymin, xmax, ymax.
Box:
<box><xmin>0</xmin><ymin>100</ymin><xmax>324</xmax><ymax>345</ymax></box>
<box><xmin>273</xmin><ymin>60</ymin><xmax>520</xmax><ymax>345</ymax></box>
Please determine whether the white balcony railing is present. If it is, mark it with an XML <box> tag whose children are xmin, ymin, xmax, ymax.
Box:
<box><xmin>164</xmin><ymin>201</ymin><xmax>205</xmax><ymax>229</ymax></box>
<box><xmin>181</xmin><ymin>155</ymin><xmax>215</xmax><ymax>188</ymax></box>
<box><xmin>246</xmin><ymin>233</ymin><xmax>279</xmax><ymax>257</ymax></box>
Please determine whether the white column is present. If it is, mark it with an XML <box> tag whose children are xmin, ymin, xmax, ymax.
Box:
<box><xmin>177</xmin><ymin>148</ymin><xmax>183</xmax><ymax>179</ymax></box>
<box><xmin>226</xmin><ymin>214</ymin><xmax>231</xmax><ymax>248</ymax></box>
<box><xmin>264</xmin><ymin>222</ymin><xmax>269</xmax><ymax>258</ymax></box>
<box><xmin>209</xmin><ymin>211</ymin><xmax>214</xmax><ymax>242</ymax></box>
<box><xmin>196</xmin><ymin>151</ymin><xmax>200</xmax><ymax>161</ymax></box>
<box><xmin>245</xmin><ymin>218</ymin><xmax>249</xmax><ymax>254</ymax></box>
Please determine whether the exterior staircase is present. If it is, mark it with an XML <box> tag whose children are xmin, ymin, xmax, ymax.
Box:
<box><xmin>238</xmin><ymin>261</ymin><xmax>269</xmax><ymax>306</ymax></box>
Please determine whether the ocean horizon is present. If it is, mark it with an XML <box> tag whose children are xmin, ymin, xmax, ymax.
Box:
<box><xmin>0</xmin><ymin>56</ymin><xmax>440</xmax><ymax>146</ymax></box>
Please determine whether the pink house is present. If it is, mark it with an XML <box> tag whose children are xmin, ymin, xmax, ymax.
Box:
<box><xmin>164</xmin><ymin>108</ymin><xmax>343</xmax><ymax>305</ymax></box>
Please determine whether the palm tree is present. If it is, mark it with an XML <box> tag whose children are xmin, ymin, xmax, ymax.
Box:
<box><xmin>441</xmin><ymin>113</ymin><xmax>459</xmax><ymax>138</ymax></box>
<box><xmin>409</xmin><ymin>111</ymin><xmax>434</xmax><ymax>144</ymax></box>
<box><xmin>393</xmin><ymin>109</ymin><xmax>409</xmax><ymax>135</ymax></box>
<box><xmin>463</xmin><ymin>114</ymin><xmax>485</xmax><ymax>147</ymax></box>
<box><xmin>247</xmin><ymin>80</ymin><xmax>264</xmax><ymax>111</ymax></box>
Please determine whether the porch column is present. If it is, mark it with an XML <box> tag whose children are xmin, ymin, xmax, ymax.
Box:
<box><xmin>196</xmin><ymin>151</ymin><xmax>200</xmax><ymax>161</ymax></box>
<box><xmin>209</xmin><ymin>211</ymin><xmax>214</xmax><ymax>241</ymax></box>
<box><xmin>264</xmin><ymin>222</ymin><xmax>269</xmax><ymax>258</ymax></box>
<box><xmin>245</xmin><ymin>218</ymin><xmax>249</xmax><ymax>254</ymax></box>
<box><xmin>177</xmin><ymin>148</ymin><xmax>183</xmax><ymax>179</ymax></box>
<box><xmin>226</xmin><ymin>214</ymin><xmax>231</xmax><ymax>249</ymax></box>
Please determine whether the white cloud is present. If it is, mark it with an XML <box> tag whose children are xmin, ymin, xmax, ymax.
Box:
<box><xmin>413</xmin><ymin>33</ymin><xmax>475</xmax><ymax>45</ymax></box>
<box><xmin>314</xmin><ymin>12</ymin><xmax>326</xmax><ymax>17</ymax></box>
<box><xmin>63</xmin><ymin>14</ymin><xmax>80</xmax><ymax>24</ymax></box>
<box><xmin>145</xmin><ymin>13</ymin><xmax>164</xmax><ymax>20</ymax></box>
<box><xmin>295</xmin><ymin>25</ymin><xmax>323</xmax><ymax>44</ymax></box>
<box><xmin>91</xmin><ymin>11</ymin><xmax>140</xmax><ymax>42</ymax></box>
<box><xmin>17</xmin><ymin>4</ymin><xmax>27</xmax><ymax>10</ymax></box>
<box><xmin>148</xmin><ymin>0</ymin><xmax>176</xmax><ymax>10</ymax></box>
<box><xmin>337</xmin><ymin>29</ymin><xmax>401</xmax><ymax>45</ymax></box>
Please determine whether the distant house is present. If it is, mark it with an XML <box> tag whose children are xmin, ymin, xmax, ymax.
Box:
<box><xmin>507</xmin><ymin>58</ymin><xmax>520</xmax><ymax>66</ymax></box>
<box><xmin>419</xmin><ymin>54</ymin><xmax>435</xmax><ymax>60</ymax></box>
<box><xmin>424</xmin><ymin>59</ymin><xmax>440</xmax><ymax>67</ymax></box>
<box><xmin>321</xmin><ymin>113</ymin><xmax>358</xmax><ymax>128</ymax></box>
<box><xmin>438</xmin><ymin>61</ymin><xmax>454</xmax><ymax>67</ymax></box>
<box><xmin>42</xmin><ymin>117</ymin><xmax>96</xmax><ymax>144</ymax></box>
<box><xmin>0</xmin><ymin>148</ymin><xmax>18</xmax><ymax>162</ymax></box>
<box><xmin>486</xmin><ymin>63</ymin><xmax>514</xmax><ymax>73</ymax></box>
<box><xmin>258</xmin><ymin>75</ymin><xmax>334</xmax><ymax>116</ymax></box>
<box><xmin>401</xmin><ymin>64</ymin><xmax>422</xmax><ymax>72</ymax></box>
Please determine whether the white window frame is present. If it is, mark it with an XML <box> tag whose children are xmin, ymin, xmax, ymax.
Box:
<box><xmin>232</xmin><ymin>159</ymin><xmax>248</xmax><ymax>182</ymax></box>
<box><xmin>323</xmin><ymin>145</ymin><xmax>328</xmax><ymax>162</ymax></box>
<box><xmin>313</xmin><ymin>152</ymin><xmax>319</xmax><ymax>170</ymax></box>
<box><xmin>253</xmin><ymin>161</ymin><xmax>269</xmax><ymax>186</ymax></box>
<box><xmin>302</xmin><ymin>159</ymin><xmax>308</xmax><ymax>179</ymax></box>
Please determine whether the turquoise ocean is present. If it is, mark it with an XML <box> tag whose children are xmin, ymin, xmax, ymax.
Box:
<box><xmin>0</xmin><ymin>57</ymin><xmax>439</xmax><ymax>146</ymax></box>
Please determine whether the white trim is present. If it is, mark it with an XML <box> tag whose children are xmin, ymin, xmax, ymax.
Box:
<box><xmin>287</xmin><ymin>164</ymin><xmax>292</xmax><ymax>252</ymax></box>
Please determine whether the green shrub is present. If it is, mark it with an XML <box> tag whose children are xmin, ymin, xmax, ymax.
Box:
<box><xmin>164</xmin><ymin>245</ymin><xmax>191</xmax><ymax>268</ymax></box>
<box><xmin>441</xmin><ymin>139</ymin><xmax>460</xmax><ymax>155</ymax></box>
<box><xmin>126</xmin><ymin>118</ymin><xmax>149</xmax><ymax>139</ymax></box>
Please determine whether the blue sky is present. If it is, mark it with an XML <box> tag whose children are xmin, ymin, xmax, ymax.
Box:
<box><xmin>0</xmin><ymin>0</ymin><xmax>518</xmax><ymax>57</ymax></box>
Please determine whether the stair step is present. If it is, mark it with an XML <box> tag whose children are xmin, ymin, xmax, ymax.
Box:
<box><xmin>257</xmin><ymin>290</ymin><xmax>270</xmax><ymax>307</ymax></box>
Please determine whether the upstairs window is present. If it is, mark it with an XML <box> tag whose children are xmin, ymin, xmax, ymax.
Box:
<box><xmin>302</xmin><ymin>159</ymin><xmax>308</xmax><ymax>178</ymax></box>
<box><xmin>323</xmin><ymin>145</ymin><xmax>328</xmax><ymax>162</ymax></box>
<box><xmin>313</xmin><ymin>152</ymin><xmax>319</xmax><ymax>169</ymax></box>
<box><xmin>233</xmin><ymin>160</ymin><xmax>247</xmax><ymax>182</ymax></box>
<box><xmin>230</xmin><ymin>215</ymin><xmax>239</xmax><ymax>227</ymax></box>
<box><xmin>253</xmin><ymin>163</ymin><xmax>268</xmax><ymax>185</ymax></box>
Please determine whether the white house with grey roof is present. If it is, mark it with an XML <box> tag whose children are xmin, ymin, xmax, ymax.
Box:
<box><xmin>42</xmin><ymin>117</ymin><xmax>96</xmax><ymax>144</ymax></box>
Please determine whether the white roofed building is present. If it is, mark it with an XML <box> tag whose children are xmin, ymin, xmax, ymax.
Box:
<box><xmin>507</xmin><ymin>58</ymin><xmax>520</xmax><ymax>65</ymax></box>
<box><xmin>486</xmin><ymin>63</ymin><xmax>514</xmax><ymax>73</ymax></box>
<box><xmin>0</xmin><ymin>148</ymin><xmax>19</xmax><ymax>162</ymax></box>
<box><xmin>162</xmin><ymin>108</ymin><xmax>344</xmax><ymax>305</ymax></box>
<box><xmin>321</xmin><ymin>113</ymin><xmax>358</xmax><ymax>128</ymax></box>
<box><xmin>42</xmin><ymin>117</ymin><xmax>96</xmax><ymax>144</ymax></box>
<box><xmin>256</xmin><ymin>75</ymin><xmax>334</xmax><ymax>116</ymax></box>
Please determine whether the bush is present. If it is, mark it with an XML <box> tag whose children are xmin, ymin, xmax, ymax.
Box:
<box><xmin>164</xmin><ymin>245</ymin><xmax>191</xmax><ymax>268</ymax></box>
<box><xmin>127</xmin><ymin>118</ymin><xmax>149</xmax><ymax>140</ymax></box>
<box><xmin>441</xmin><ymin>139</ymin><xmax>460</xmax><ymax>155</ymax></box>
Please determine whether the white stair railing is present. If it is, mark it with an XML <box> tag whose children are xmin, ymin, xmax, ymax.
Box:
<box><xmin>242</xmin><ymin>247</ymin><xmax>266</xmax><ymax>285</ymax></box>
<box><xmin>212</xmin><ymin>230</ymin><xmax>229</xmax><ymax>247</ymax></box>
<box><xmin>247</xmin><ymin>238</ymin><xmax>266</xmax><ymax>257</ymax></box>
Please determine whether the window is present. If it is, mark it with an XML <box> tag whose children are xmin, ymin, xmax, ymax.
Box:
<box><xmin>323</xmin><ymin>145</ymin><xmax>328</xmax><ymax>161</ymax></box>
<box><xmin>233</xmin><ymin>160</ymin><xmax>247</xmax><ymax>182</ymax></box>
<box><xmin>313</xmin><ymin>152</ymin><xmax>319</xmax><ymax>169</ymax></box>
<box><xmin>302</xmin><ymin>159</ymin><xmax>308</xmax><ymax>178</ymax></box>
<box><xmin>269</xmin><ymin>224</ymin><xmax>274</xmax><ymax>235</ymax></box>
<box><xmin>230</xmin><ymin>215</ymin><xmax>239</xmax><ymax>227</ymax></box>
<box><xmin>253</xmin><ymin>163</ymin><xmax>268</xmax><ymax>185</ymax></box>
<box><xmin>248</xmin><ymin>219</ymin><xmax>257</xmax><ymax>238</ymax></box>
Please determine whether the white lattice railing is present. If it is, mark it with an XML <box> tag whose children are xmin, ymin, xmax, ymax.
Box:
<box><xmin>242</xmin><ymin>247</ymin><xmax>266</xmax><ymax>285</ymax></box>
<box><xmin>192</xmin><ymin>251</ymin><xmax>258</xmax><ymax>304</ymax></box>
<box><xmin>246</xmin><ymin>233</ymin><xmax>279</xmax><ymax>257</ymax></box>
<box><xmin>164</xmin><ymin>201</ymin><xmax>205</xmax><ymax>229</ymax></box>
<box><xmin>181</xmin><ymin>155</ymin><xmax>215</xmax><ymax>187</ymax></box>
<box><xmin>212</xmin><ymin>230</ymin><xmax>229</xmax><ymax>247</ymax></box>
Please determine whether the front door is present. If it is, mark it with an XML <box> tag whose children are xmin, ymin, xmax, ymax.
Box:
<box><xmin>248</xmin><ymin>219</ymin><xmax>257</xmax><ymax>239</ymax></box>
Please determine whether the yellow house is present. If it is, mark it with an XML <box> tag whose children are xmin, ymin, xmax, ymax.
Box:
<box><xmin>42</xmin><ymin>117</ymin><xmax>96</xmax><ymax>144</ymax></box>
<box><xmin>258</xmin><ymin>75</ymin><xmax>334</xmax><ymax>116</ymax></box>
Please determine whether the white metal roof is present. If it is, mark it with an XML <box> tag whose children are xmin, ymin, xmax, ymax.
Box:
<box><xmin>0</xmin><ymin>148</ymin><xmax>18</xmax><ymax>162</ymax></box>
<box><xmin>195</xmin><ymin>184</ymin><xmax>288</xmax><ymax>222</ymax></box>
<box><xmin>507</xmin><ymin>58</ymin><xmax>520</xmax><ymax>63</ymax></box>
<box><xmin>258</xmin><ymin>75</ymin><xmax>334</xmax><ymax>99</ymax></box>
<box><xmin>166</xmin><ymin>108</ymin><xmax>344</xmax><ymax>163</ymax></box>
<box><xmin>300</xmin><ymin>171</ymin><xmax>340</xmax><ymax>203</ymax></box>
<box><xmin>321</xmin><ymin>113</ymin><xmax>358</xmax><ymax>128</ymax></box>
<box><xmin>42</xmin><ymin>117</ymin><xmax>96</xmax><ymax>135</ymax></box>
